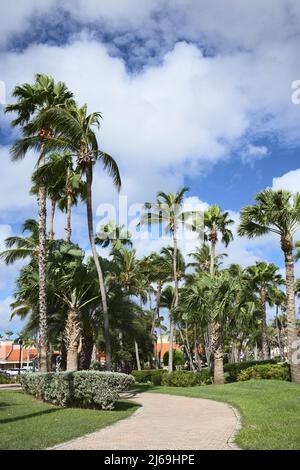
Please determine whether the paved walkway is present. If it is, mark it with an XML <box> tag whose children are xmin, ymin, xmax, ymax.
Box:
<box><xmin>52</xmin><ymin>392</ymin><xmax>239</xmax><ymax>450</ymax></box>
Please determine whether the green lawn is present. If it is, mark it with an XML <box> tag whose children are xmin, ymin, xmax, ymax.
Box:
<box><xmin>132</xmin><ymin>380</ymin><xmax>300</xmax><ymax>450</ymax></box>
<box><xmin>0</xmin><ymin>391</ymin><xmax>139</xmax><ymax>450</ymax></box>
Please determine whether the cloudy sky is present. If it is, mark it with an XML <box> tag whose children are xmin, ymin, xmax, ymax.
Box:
<box><xmin>0</xmin><ymin>0</ymin><xmax>300</xmax><ymax>333</ymax></box>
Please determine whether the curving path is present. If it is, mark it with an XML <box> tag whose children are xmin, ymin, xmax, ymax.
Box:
<box><xmin>52</xmin><ymin>392</ymin><xmax>239</xmax><ymax>450</ymax></box>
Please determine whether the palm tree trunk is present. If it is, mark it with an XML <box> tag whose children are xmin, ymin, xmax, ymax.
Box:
<box><xmin>66</xmin><ymin>191</ymin><xmax>72</xmax><ymax>243</ymax></box>
<box><xmin>260</xmin><ymin>288</ymin><xmax>269</xmax><ymax>360</ymax></box>
<box><xmin>49</xmin><ymin>199</ymin><xmax>56</xmax><ymax>241</ymax></box>
<box><xmin>169</xmin><ymin>226</ymin><xmax>178</xmax><ymax>373</ymax></box>
<box><xmin>153</xmin><ymin>282</ymin><xmax>162</xmax><ymax>369</ymax></box>
<box><xmin>212</xmin><ymin>322</ymin><xmax>225</xmax><ymax>384</ymax></box>
<box><xmin>210</xmin><ymin>239</ymin><xmax>216</xmax><ymax>276</ymax></box>
<box><xmin>78</xmin><ymin>334</ymin><xmax>94</xmax><ymax>370</ymax></box>
<box><xmin>65</xmin><ymin>308</ymin><xmax>81</xmax><ymax>372</ymax></box>
<box><xmin>134</xmin><ymin>339</ymin><xmax>141</xmax><ymax>370</ymax></box>
<box><xmin>168</xmin><ymin>313</ymin><xmax>174</xmax><ymax>372</ymax></box>
<box><xmin>283</xmin><ymin>244</ymin><xmax>300</xmax><ymax>383</ymax></box>
<box><xmin>37</xmin><ymin>184</ymin><xmax>48</xmax><ymax>372</ymax></box>
<box><xmin>86</xmin><ymin>165</ymin><xmax>112</xmax><ymax>370</ymax></box>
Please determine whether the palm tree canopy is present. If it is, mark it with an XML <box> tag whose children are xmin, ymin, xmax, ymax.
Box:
<box><xmin>238</xmin><ymin>189</ymin><xmax>300</xmax><ymax>247</ymax></box>
<box><xmin>11</xmin><ymin>103</ymin><xmax>122</xmax><ymax>191</ymax></box>
<box><xmin>0</xmin><ymin>219</ymin><xmax>39</xmax><ymax>264</ymax></box>
<box><xmin>204</xmin><ymin>205</ymin><xmax>234</xmax><ymax>246</ymax></box>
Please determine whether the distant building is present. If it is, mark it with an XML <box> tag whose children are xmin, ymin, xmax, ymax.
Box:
<box><xmin>154</xmin><ymin>334</ymin><xmax>182</xmax><ymax>365</ymax></box>
<box><xmin>0</xmin><ymin>340</ymin><xmax>38</xmax><ymax>370</ymax></box>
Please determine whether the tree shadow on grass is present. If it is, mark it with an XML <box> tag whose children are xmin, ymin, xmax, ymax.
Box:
<box><xmin>114</xmin><ymin>400</ymin><xmax>141</xmax><ymax>412</ymax></box>
<box><xmin>0</xmin><ymin>408</ymin><xmax>61</xmax><ymax>425</ymax></box>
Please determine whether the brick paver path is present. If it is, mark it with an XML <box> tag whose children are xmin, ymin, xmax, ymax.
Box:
<box><xmin>52</xmin><ymin>392</ymin><xmax>239</xmax><ymax>450</ymax></box>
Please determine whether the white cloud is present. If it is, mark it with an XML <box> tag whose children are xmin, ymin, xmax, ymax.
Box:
<box><xmin>241</xmin><ymin>144</ymin><xmax>269</xmax><ymax>166</ymax></box>
<box><xmin>0</xmin><ymin>296</ymin><xmax>24</xmax><ymax>334</ymax></box>
<box><xmin>272</xmin><ymin>169</ymin><xmax>300</xmax><ymax>193</ymax></box>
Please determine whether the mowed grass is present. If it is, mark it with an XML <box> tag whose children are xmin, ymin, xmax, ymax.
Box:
<box><xmin>0</xmin><ymin>391</ymin><xmax>139</xmax><ymax>450</ymax></box>
<box><xmin>132</xmin><ymin>380</ymin><xmax>300</xmax><ymax>450</ymax></box>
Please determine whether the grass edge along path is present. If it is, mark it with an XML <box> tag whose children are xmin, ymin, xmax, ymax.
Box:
<box><xmin>0</xmin><ymin>390</ymin><xmax>139</xmax><ymax>450</ymax></box>
<box><xmin>131</xmin><ymin>379</ymin><xmax>300</xmax><ymax>450</ymax></box>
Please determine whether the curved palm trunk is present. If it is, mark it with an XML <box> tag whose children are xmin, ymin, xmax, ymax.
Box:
<box><xmin>283</xmin><ymin>243</ymin><xmax>300</xmax><ymax>383</ymax></box>
<box><xmin>49</xmin><ymin>199</ymin><xmax>56</xmax><ymax>241</ymax></box>
<box><xmin>65</xmin><ymin>308</ymin><xmax>81</xmax><ymax>372</ymax></box>
<box><xmin>168</xmin><ymin>227</ymin><xmax>178</xmax><ymax>373</ymax></box>
<box><xmin>154</xmin><ymin>282</ymin><xmax>162</xmax><ymax>368</ymax></box>
<box><xmin>38</xmin><ymin>184</ymin><xmax>48</xmax><ymax>372</ymax></box>
<box><xmin>134</xmin><ymin>339</ymin><xmax>141</xmax><ymax>371</ymax></box>
<box><xmin>86</xmin><ymin>166</ymin><xmax>112</xmax><ymax>370</ymax></box>
<box><xmin>66</xmin><ymin>191</ymin><xmax>72</xmax><ymax>243</ymax></box>
<box><xmin>260</xmin><ymin>287</ymin><xmax>269</xmax><ymax>360</ymax></box>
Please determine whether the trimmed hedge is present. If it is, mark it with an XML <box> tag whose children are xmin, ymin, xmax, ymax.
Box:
<box><xmin>21</xmin><ymin>371</ymin><xmax>135</xmax><ymax>410</ymax></box>
<box><xmin>237</xmin><ymin>363</ymin><xmax>290</xmax><ymax>382</ymax></box>
<box><xmin>162</xmin><ymin>371</ymin><xmax>197</xmax><ymax>387</ymax></box>
<box><xmin>131</xmin><ymin>369</ymin><xmax>167</xmax><ymax>385</ymax></box>
<box><xmin>132</xmin><ymin>368</ymin><xmax>212</xmax><ymax>387</ymax></box>
<box><xmin>163</xmin><ymin>350</ymin><xmax>185</xmax><ymax>367</ymax></box>
<box><xmin>224</xmin><ymin>359</ymin><xmax>278</xmax><ymax>382</ymax></box>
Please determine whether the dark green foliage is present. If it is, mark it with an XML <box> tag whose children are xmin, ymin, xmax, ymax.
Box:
<box><xmin>131</xmin><ymin>369</ymin><xmax>167</xmax><ymax>385</ymax></box>
<box><xmin>21</xmin><ymin>371</ymin><xmax>135</xmax><ymax>409</ymax></box>
<box><xmin>163</xmin><ymin>349</ymin><xmax>185</xmax><ymax>367</ymax></box>
<box><xmin>161</xmin><ymin>371</ymin><xmax>198</xmax><ymax>387</ymax></box>
<box><xmin>224</xmin><ymin>359</ymin><xmax>278</xmax><ymax>382</ymax></box>
<box><xmin>237</xmin><ymin>363</ymin><xmax>291</xmax><ymax>382</ymax></box>
<box><xmin>196</xmin><ymin>368</ymin><xmax>213</xmax><ymax>385</ymax></box>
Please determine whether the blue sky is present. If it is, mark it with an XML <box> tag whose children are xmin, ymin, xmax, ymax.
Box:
<box><xmin>0</xmin><ymin>0</ymin><xmax>300</xmax><ymax>334</ymax></box>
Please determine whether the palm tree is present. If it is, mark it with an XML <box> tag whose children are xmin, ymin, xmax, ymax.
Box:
<box><xmin>246</xmin><ymin>262</ymin><xmax>284</xmax><ymax>360</ymax></box>
<box><xmin>13</xmin><ymin>103</ymin><xmax>121</xmax><ymax>371</ymax></box>
<box><xmin>95</xmin><ymin>221</ymin><xmax>132</xmax><ymax>251</ymax></box>
<box><xmin>0</xmin><ymin>219</ymin><xmax>39</xmax><ymax>264</ymax></box>
<box><xmin>181</xmin><ymin>270</ymin><xmax>241</xmax><ymax>383</ymax></box>
<box><xmin>32</xmin><ymin>153</ymin><xmax>84</xmax><ymax>242</ymax></box>
<box><xmin>139</xmin><ymin>187</ymin><xmax>197</xmax><ymax>372</ymax></box>
<box><xmin>6</xmin><ymin>74</ymin><xmax>74</xmax><ymax>371</ymax></box>
<box><xmin>188</xmin><ymin>244</ymin><xmax>227</xmax><ymax>274</ymax></box>
<box><xmin>204</xmin><ymin>205</ymin><xmax>234</xmax><ymax>276</ymax></box>
<box><xmin>239</xmin><ymin>189</ymin><xmax>300</xmax><ymax>383</ymax></box>
<box><xmin>203</xmin><ymin>206</ymin><xmax>234</xmax><ymax>375</ymax></box>
<box><xmin>112</xmin><ymin>247</ymin><xmax>147</xmax><ymax>370</ymax></box>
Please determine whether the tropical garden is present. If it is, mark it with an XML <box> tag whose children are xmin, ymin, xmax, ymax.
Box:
<box><xmin>1</xmin><ymin>74</ymin><xmax>300</xmax><ymax>450</ymax></box>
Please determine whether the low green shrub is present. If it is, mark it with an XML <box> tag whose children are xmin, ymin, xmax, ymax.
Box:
<box><xmin>161</xmin><ymin>371</ymin><xmax>198</xmax><ymax>387</ymax></box>
<box><xmin>131</xmin><ymin>369</ymin><xmax>167</xmax><ymax>385</ymax></box>
<box><xmin>237</xmin><ymin>363</ymin><xmax>290</xmax><ymax>382</ymax></box>
<box><xmin>224</xmin><ymin>359</ymin><xmax>278</xmax><ymax>382</ymax></box>
<box><xmin>196</xmin><ymin>369</ymin><xmax>213</xmax><ymax>385</ymax></box>
<box><xmin>21</xmin><ymin>371</ymin><xmax>135</xmax><ymax>410</ymax></box>
<box><xmin>0</xmin><ymin>374</ymin><xmax>13</xmax><ymax>385</ymax></box>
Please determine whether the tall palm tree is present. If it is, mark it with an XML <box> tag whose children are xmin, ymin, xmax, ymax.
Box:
<box><xmin>204</xmin><ymin>205</ymin><xmax>234</xmax><ymax>276</ymax></box>
<box><xmin>6</xmin><ymin>74</ymin><xmax>74</xmax><ymax>371</ymax></box>
<box><xmin>239</xmin><ymin>189</ymin><xmax>300</xmax><ymax>383</ymax></box>
<box><xmin>112</xmin><ymin>247</ymin><xmax>148</xmax><ymax>370</ymax></box>
<box><xmin>246</xmin><ymin>262</ymin><xmax>284</xmax><ymax>360</ymax></box>
<box><xmin>139</xmin><ymin>187</ymin><xmax>197</xmax><ymax>372</ymax></box>
<box><xmin>32</xmin><ymin>153</ymin><xmax>84</xmax><ymax>242</ymax></box>
<box><xmin>12</xmin><ymin>103</ymin><xmax>121</xmax><ymax>371</ymax></box>
<box><xmin>203</xmin><ymin>205</ymin><xmax>234</xmax><ymax>376</ymax></box>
